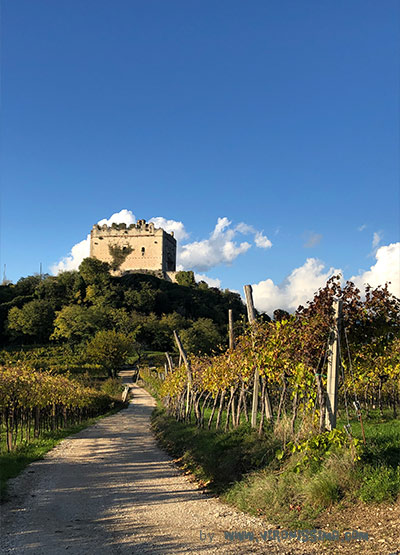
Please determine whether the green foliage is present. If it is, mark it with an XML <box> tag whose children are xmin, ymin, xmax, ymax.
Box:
<box><xmin>139</xmin><ymin>368</ymin><xmax>164</xmax><ymax>400</ymax></box>
<box><xmin>85</xmin><ymin>330</ymin><xmax>136</xmax><ymax>378</ymax></box>
<box><xmin>180</xmin><ymin>318</ymin><xmax>223</xmax><ymax>355</ymax></box>
<box><xmin>7</xmin><ymin>300</ymin><xmax>55</xmax><ymax>342</ymax></box>
<box><xmin>124</xmin><ymin>282</ymin><xmax>158</xmax><ymax>313</ymax></box>
<box><xmin>35</xmin><ymin>272</ymin><xmax>85</xmax><ymax>308</ymax></box>
<box><xmin>78</xmin><ymin>257</ymin><xmax>114</xmax><ymax>305</ymax></box>
<box><xmin>278</xmin><ymin>429</ymin><xmax>362</xmax><ymax>472</ymax></box>
<box><xmin>13</xmin><ymin>275</ymin><xmax>43</xmax><ymax>297</ymax></box>
<box><xmin>79</xmin><ymin>257</ymin><xmax>111</xmax><ymax>285</ymax></box>
<box><xmin>100</xmin><ymin>378</ymin><xmax>125</xmax><ymax>397</ymax></box>
<box><xmin>175</xmin><ymin>271</ymin><xmax>196</xmax><ymax>287</ymax></box>
<box><xmin>52</xmin><ymin>305</ymin><xmax>103</xmax><ymax>343</ymax></box>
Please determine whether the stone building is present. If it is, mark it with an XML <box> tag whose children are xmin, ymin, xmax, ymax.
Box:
<box><xmin>90</xmin><ymin>219</ymin><xmax>177</xmax><ymax>279</ymax></box>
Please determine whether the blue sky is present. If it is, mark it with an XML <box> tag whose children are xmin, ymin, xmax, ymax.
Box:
<box><xmin>1</xmin><ymin>1</ymin><xmax>399</xmax><ymax>314</ymax></box>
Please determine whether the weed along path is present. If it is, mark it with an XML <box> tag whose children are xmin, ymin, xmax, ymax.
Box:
<box><xmin>0</xmin><ymin>376</ymin><xmax>392</xmax><ymax>555</ymax></box>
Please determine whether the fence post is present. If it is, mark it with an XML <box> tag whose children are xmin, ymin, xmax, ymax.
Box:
<box><xmin>228</xmin><ymin>309</ymin><xmax>235</xmax><ymax>351</ymax></box>
<box><xmin>173</xmin><ymin>330</ymin><xmax>192</xmax><ymax>418</ymax></box>
<box><xmin>325</xmin><ymin>298</ymin><xmax>342</xmax><ymax>430</ymax></box>
<box><xmin>244</xmin><ymin>285</ymin><xmax>259</xmax><ymax>428</ymax></box>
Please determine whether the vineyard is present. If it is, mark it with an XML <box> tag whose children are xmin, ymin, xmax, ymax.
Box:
<box><xmin>141</xmin><ymin>277</ymin><xmax>400</xmax><ymax>527</ymax></box>
<box><xmin>0</xmin><ymin>365</ymin><xmax>120</xmax><ymax>453</ymax></box>
<box><xmin>161</xmin><ymin>277</ymin><xmax>400</xmax><ymax>437</ymax></box>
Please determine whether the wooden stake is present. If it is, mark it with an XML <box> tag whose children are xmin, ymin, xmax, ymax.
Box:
<box><xmin>165</xmin><ymin>352</ymin><xmax>174</xmax><ymax>373</ymax></box>
<box><xmin>325</xmin><ymin>298</ymin><xmax>343</xmax><ymax>431</ymax></box>
<box><xmin>173</xmin><ymin>330</ymin><xmax>192</xmax><ymax>419</ymax></box>
<box><xmin>228</xmin><ymin>309</ymin><xmax>235</xmax><ymax>350</ymax></box>
<box><xmin>244</xmin><ymin>285</ymin><xmax>256</xmax><ymax>324</ymax></box>
<box><xmin>244</xmin><ymin>285</ymin><xmax>259</xmax><ymax>428</ymax></box>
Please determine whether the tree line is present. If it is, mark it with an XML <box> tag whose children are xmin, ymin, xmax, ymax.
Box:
<box><xmin>0</xmin><ymin>259</ymin><xmax>247</xmax><ymax>376</ymax></box>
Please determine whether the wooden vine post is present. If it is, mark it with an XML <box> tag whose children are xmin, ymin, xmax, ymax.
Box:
<box><xmin>244</xmin><ymin>285</ymin><xmax>258</xmax><ymax>428</ymax></box>
<box><xmin>325</xmin><ymin>298</ymin><xmax>342</xmax><ymax>430</ymax></box>
<box><xmin>227</xmin><ymin>308</ymin><xmax>237</xmax><ymax>428</ymax></box>
<box><xmin>173</xmin><ymin>330</ymin><xmax>192</xmax><ymax>419</ymax></box>
<box><xmin>228</xmin><ymin>309</ymin><xmax>235</xmax><ymax>351</ymax></box>
<box><xmin>165</xmin><ymin>352</ymin><xmax>174</xmax><ymax>373</ymax></box>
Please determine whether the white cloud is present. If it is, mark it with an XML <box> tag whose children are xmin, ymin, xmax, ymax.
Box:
<box><xmin>350</xmin><ymin>242</ymin><xmax>400</xmax><ymax>298</ymax></box>
<box><xmin>235</xmin><ymin>222</ymin><xmax>272</xmax><ymax>249</ymax></box>
<box><xmin>251</xmin><ymin>242</ymin><xmax>400</xmax><ymax>316</ymax></box>
<box><xmin>358</xmin><ymin>224</ymin><xmax>367</xmax><ymax>232</ymax></box>
<box><xmin>178</xmin><ymin>217</ymin><xmax>253</xmax><ymax>271</ymax></box>
<box><xmin>194</xmin><ymin>273</ymin><xmax>222</xmax><ymax>288</ymax></box>
<box><xmin>255</xmin><ymin>231</ymin><xmax>272</xmax><ymax>249</ymax></box>
<box><xmin>235</xmin><ymin>222</ymin><xmax>253</xmax><ymax>234</ymax></box>
<box><xmin>51</xmin><ymin>235</ymin><xmax>91</xmax><ymax>274</ymax></box>
<box><xmin>149</xmin><ymin>217</ymin><xmax>189</xmax><ymax>242</ymax></box>
<box><xmin>252</xmin><ymin>258</ymin><xmax>340</xmax><ymax>315</ymax></box>
<box><xmin>97</xmin><ymin>209</ymin><xmax>136</xmax><ymax>227</ymax></box>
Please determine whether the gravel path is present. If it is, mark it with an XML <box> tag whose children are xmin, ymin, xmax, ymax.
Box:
<box><xmin>0</xmin><ymin>377</ymin><xmax>388</xmax><ymax>554</ymax></box>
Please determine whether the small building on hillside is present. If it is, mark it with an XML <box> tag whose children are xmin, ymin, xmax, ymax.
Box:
<box><xmin>90</xmin><ymin>219</ymin><xmax>177</xmax><ymax>280</ymax></box>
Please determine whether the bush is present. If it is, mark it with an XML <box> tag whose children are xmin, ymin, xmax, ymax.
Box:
<box><xmin>101</xmin><ymin>378</ymin><xmax>124</xmax><ymax>398</ymax></box>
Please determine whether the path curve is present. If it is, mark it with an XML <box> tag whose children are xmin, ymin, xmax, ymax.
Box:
<box><xmin>0</xmin><ymin>379</ymin><xmax>321</xmax><ymax>554</ymax></box>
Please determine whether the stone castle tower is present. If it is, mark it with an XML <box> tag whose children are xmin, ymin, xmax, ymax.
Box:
<box><xmin>90</xmin><ymin>219</ymin><xmax>177</xmax><ymax>279</ymax></box>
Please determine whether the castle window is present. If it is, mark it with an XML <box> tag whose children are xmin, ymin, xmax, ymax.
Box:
<box><xmin>141</xmin><ymin>247</ymin><xmax>145</xmax><ymax>256</ymax></box>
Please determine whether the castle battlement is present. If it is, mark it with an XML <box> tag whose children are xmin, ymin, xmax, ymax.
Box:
<box><xmin>90</xmin><ymin>218</ymin><xmax>176</xmax><ymax>277</ymax></box>
<box><xmin>92</xmin><ymin>219</ymin><xmax>175</xmax><ymax>236</ymax></box>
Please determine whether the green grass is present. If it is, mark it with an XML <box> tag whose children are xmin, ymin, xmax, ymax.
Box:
<box><xmin>0</xmin><ymin>405</ymin><xmax>124</xmax><ymax>502</ymax></box>
<box><xmin>338</xmin><ymin>409</ymin><xmax>400</xmax><ymax>468</ymax></box>
<box><xmin>151</xmin><ymin>406</ymin><xmax>280</xmax><ymax>492</ymax></box>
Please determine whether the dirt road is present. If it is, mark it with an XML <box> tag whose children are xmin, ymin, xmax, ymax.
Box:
<box><xmin>0</xmin><ymin>377</ymin><xmax>393</xmax><ymax>554</ymax></box>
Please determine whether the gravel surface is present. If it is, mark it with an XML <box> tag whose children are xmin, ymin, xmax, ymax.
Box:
<box><xmin>0</xmin><ymin>375</ymin><xmax>396</xmax><ymax>554</ymax></box>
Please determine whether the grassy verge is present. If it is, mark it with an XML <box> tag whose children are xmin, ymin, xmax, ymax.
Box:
<box><xmin>0</xmin><ymin>404</ymin><xmax>125</xmax><ymax>502</ymax></box>
<box><xmin>151</xmin><ymin>405</ymin><xmax>400</xmax><ymax>528</ymax></box>
<box><xmin>151</xmin><ymin>406</ymin><xmax>280</xmax><ymax>491</ymax></box>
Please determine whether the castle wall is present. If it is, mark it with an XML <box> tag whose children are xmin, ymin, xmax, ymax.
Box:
<box><xmin>90</xmin><ymin>220</ymin><xmax>176</xmax><ymax>276</ymax></box>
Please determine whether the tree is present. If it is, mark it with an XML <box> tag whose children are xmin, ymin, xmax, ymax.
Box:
<box><xmin>85</xmin><ymin>330</ymin><xmax>136</xmax><ymax>378</ymax></box>
<box><xmin>13</xmin><ymin>275</ymin><xmax>42</xmax><ymax>297</ymax></box>
<box><xmin>51</xmin><ymin>305</ymin><xmax>103</xmax><ymax>343</ymax></box>
<box><xmin>180</xmin><ymin>318</ymin><xmax>223</xmax><ymax>355</ymax></box>
<box><xmin>7</xmin><ymin>300</ymin><xmax>55</xmax><ymax>342</ymax></box>
<box><xmin>79</xmin><ymin>257</ymin><xmax>111</xmax><ymax>285</ymax></box>
<box><xmin>124</xmin><ymin>282</ymin><xmax>158</xmax><ymax>313</ymax></box>
<box><xmin>175</xmin><ymin>271</ymin><xmax>196</xmax><ymax>287</ymax></box>
<box><xmin>79</xmin><ymin>257</ymin><xmax>114</xmax><ymax>306</ymax></box>
<box><xmin>36</xmin><ymin>271</ymin><xmax>85</xmax><ymax>308</ymax></box>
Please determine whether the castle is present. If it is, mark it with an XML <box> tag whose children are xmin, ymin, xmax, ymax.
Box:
<box><xmin>90</xmin><ymin>219</ymin><xmax>177</xmax><ymax>280</ymax></box>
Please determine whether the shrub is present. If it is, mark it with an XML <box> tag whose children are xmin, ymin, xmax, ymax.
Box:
<box><xmin>101</xmin><ymin>378</ymin><xmax>124</xmax><ymax>398</ymax></box>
